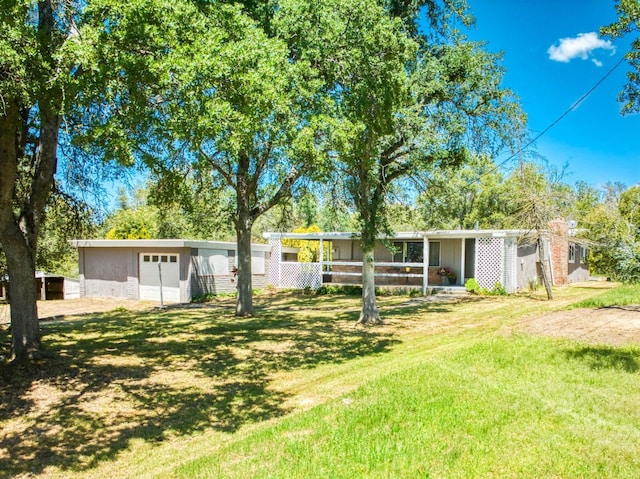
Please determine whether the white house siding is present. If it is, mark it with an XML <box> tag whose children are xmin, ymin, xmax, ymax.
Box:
<box><xmin>516</xmin><ymin>244</ymin><xmax>539</xmax><ymax>291</ymax></box>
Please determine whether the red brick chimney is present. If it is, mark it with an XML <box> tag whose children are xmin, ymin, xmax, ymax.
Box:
<box><xmin>548</xmin><ymin>219</ymin><xmax>569</xmax><ymax>285</ymax></box>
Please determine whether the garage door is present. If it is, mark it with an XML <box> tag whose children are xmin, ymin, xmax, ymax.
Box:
<box><xmin>139</xmin><ymin>253</ymin><xmax>181</xmax><ymax>303</ymax></box>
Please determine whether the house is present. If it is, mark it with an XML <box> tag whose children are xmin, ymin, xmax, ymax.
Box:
<box><xmin>70</xmin><ymin>239</ymin><xmax>271</xmax><ymax>303</ymax></box>
<box><xmin>264</xmin><ymin>220</ymin><xmax>590</xmax><ymax>294</ymax></box>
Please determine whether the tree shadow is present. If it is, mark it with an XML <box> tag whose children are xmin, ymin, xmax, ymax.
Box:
<box><xmin>565</xmin><ymin>346</ymin><xmax>640</xmax><ymax>373</ymax></box>
<box><xmin>0</xmin><ymin>301</ymin><xmax>398</xmax><ymax>476</ymax></box>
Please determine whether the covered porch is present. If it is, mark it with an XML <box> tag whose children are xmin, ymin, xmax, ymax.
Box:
<box><xmin>264</xmin><ymin>230</ymin><xmax>520</xmax><ymax>295</ymax></box>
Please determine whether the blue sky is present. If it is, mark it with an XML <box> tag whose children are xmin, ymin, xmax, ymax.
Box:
<box><xmin>463</xmin><ymin>0</ymin><xmax>640</xmax><ymax>188</ymax></box>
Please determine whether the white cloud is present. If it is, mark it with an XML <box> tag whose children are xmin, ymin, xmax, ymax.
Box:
<box><xmin>547</xmin><ymin>32</ymin><xmax>615</xmax><ymax>63</ymax></box>
<box><xmin>592</xmin><ymin>58</ymin><xmax>603</xmax><ymax>67</ymax></box>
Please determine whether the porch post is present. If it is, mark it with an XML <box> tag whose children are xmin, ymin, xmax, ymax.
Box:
<box><xmin>460</xmin><ymin>238</ymin><xmax>466</xmax><ymax>286</ymax></box>
<box><xmin>422</xmin><ymin>236</ymin><xmax>429</xmax><ymax>295</ymax></box>
<box><xmin>319</xmin><ymin>238</ymin><xmax>324</xmax><ymax>282</ymax></box>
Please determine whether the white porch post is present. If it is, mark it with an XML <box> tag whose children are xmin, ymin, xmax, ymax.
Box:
<box><xmin>460</xmin><ymin>238</ymin><xmax>466</xmax><ymax>286</ymax></box>
<box><xmin>422</xmin><ymin>236</ymin><xmax>430</xmax><ymax>295</ymax></box>
<box><xmin>319</xmin><ymin>238</ymin><xmax>324</xmax><ymax>281</ymax></box>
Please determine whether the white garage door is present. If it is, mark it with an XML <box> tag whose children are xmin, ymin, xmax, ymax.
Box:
<box><xmin>139</xmin><ymin>253</ymin><xmax>181</xmax><ymax>303</ymax></box>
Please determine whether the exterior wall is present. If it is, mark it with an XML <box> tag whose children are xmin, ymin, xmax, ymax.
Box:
<box><xmin>80</xmin><ymin>246</ymin><xmax>191</xmax><ymax>302</ymax></box>
<box><xmin>517</xmin><ymin>244</ymin><xmax>539</xmax><ymax>290</ymax></box>
<box><xmin>190</xmin><ymin>249</ymin><xmax>271</xmax><ymax>296</ymax></box>
<box><xmin>568</xmin><ymin>244</ymin><xmax>590</xmax><ymax>283</ymax></box>
<box><xmin>80</xmin><ymin>247</ymin><xmax>132</xmax><ymax>299</ymax></box>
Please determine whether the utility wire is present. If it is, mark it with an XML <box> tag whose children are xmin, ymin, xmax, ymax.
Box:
<box><xmin>472</xmin><ymin>55</ymin><xmax>627</xmax><ymax>185</ymax></box>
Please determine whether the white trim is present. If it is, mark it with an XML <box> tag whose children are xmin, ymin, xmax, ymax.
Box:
<box><xmin>71</xmin><ymin>239</ymin><xmax>271</xmax><ymax>252</ymax></box>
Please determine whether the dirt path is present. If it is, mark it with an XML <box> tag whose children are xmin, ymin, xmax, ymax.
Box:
<box><xmin>518</xmin><ymin>305</ymin><xmax>640</xmax><ymax>346</ymax></box>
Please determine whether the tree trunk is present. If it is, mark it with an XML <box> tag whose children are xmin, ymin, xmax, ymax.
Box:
<box><xmin>538</xmin><ymin>237</ymin><xmax>553</xmax><ymax>300</ymax></box>
<box><xmin>357</xmin><ymin>247</ymin><xmax>382</xmax><ymax>324</ymax></box>
<box><xmin>235</xmin><ymin>193</ymin><xmax>254</xmax><ymax>316</ymax></box>
<box><xmin>3</xmin><ymin>233</ymin><xmax>41</xmax><ymax>361</ymax></box>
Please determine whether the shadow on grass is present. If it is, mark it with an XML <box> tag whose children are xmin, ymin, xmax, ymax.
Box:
<box><xmin>0</xmin><ymin>299</ymin><xmax>398</xmax><ymax>477</ymax></box>
<box><xmin>565</xmin><ymin>346</ymin><xmax>640</xmax><ymax>373</ymax></box>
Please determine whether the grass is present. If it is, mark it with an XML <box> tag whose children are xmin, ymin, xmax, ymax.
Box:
<box><xmin>568</xmin><ymin>282</ymin><xmax>640</xmax><ymax>309</ymax></box>
<box><xmin>0</xmin><ymin>282</ymin><xmax>638</xmax><ymax>478</ymax></box>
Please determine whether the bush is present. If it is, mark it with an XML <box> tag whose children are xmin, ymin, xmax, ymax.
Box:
<box><xmin>489</xmin><ymin>282</ymin><xmax>507</xmax><ymax>296</ymax></box>
<box><xmin>316</xmin><ymin>285</ymin><xmax>362</xmax><ymax>296</ymax></box>
<box><xmin>465</xmin><ymin>278</ymin><xmax>481</xmax><ymax>294</ymax></box>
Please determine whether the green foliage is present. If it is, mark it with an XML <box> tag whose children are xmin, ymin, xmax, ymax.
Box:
<box><xmin>581</xmin><ymin>183</ymin><xmax>640</xmax><ymax>282</ymax></box>
<box><xmin>488</xmin><ymin>282</ymin><xmax>507</xmax><ymax>296</ymax></box>
<box><xmin>570</xmin><ymin>282</ymin><xmax>640</xmax><ymax>308</ymax></box>
<box><xmin>601</xmin><ymin>1</ymin><xmax>640</xmax><ymax>113</ymax></box>
<box><xmin>282</xmin><ymin>225</ymin><xmax>322</xmax><ymax>262</ymax></box>
<box><xmin>465</xmin><ymin>277</ymin><xmax>481</xmax><ymax>294</ymax></box>
<box><xmin>316</xmin><ymin>285</ymin><xmax>363</xmax><ymax>296</ymax></box>
<box><xmin>464</xmin><ymin>278</ymin><xmax>506</xmax><ymax>295</ymax></box>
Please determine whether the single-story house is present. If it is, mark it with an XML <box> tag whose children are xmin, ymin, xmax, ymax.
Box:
<box><xmin>264</xmin><ymin>220</ymin><xmax>590</xmax><ymax>294</ymax></box>
<box><xmin>70</xmin><ymin>239</ymin><xmax>271</xmax><ymax>303</ymax></box>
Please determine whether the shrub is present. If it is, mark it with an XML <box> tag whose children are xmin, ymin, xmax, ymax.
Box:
<box><xmin>465</xmin><ymin>278</ymin><xmax>481</xmax><ymax>294</ymax></box>
<box><xmin>489</xmin><ymin>282</ymin><xmax>507</xmax><ymax>296</ymax></box>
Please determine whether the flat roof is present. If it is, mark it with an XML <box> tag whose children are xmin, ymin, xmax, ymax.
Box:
<box><xmin>70</xmin><ymin>239</ymin><xmax>272</xmax><ymax>252</ymax></box>
<box><xmin>263</xmin><ymin>229</ymin><xmax>529</xmax><ymax>240</ymax></box>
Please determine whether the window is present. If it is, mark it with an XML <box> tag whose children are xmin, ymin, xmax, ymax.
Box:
<box><xmin>581</xmin><ymin>246</ymin><xmax>588</xmax><ymax>262</ymax></box>
<box><xmin>143</xmin><ymin>255</ymin><xmax>150</xmax><ymax>262</ymax></box>
<box><xmin>152</xmin><ymin>255</ymin><xmax>159</xmax><ymax>262</ymax></box>
<box><xmin>161</xmin><ymin>255</ymin><xmax>168</xmax><ymax>263</ymax></box>
<box><xmin>428</xmin><ymin>241</ymin><xmax>440</xmax><ymax>267</ymax></box>
<box><xmin>569</xmin><ymin>244</ymin><xmax>575</xmax><ymax>263</ymax></box>
<box><xmin>170</xmin><ymin>256</ymin><xmax>177</xmax><ymax>263</ymax></box>
<box><xmin>392</xmin><ymin>242</ymin><xmax>404</xmax><ymax>263</ymax></box>
<box><xmin>406</xmin><ymin>242</ymin><xmax>423</xmax><ymax>263</ymax></box>
<box><xmin>392</xmin><ymin>241</ymin><xmax>424</xmax><ymax>263</ymax></box>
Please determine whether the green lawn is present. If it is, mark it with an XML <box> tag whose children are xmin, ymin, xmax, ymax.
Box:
<box><xmin>1</xmin><ymin>282</ymin><xmax>639</xmax><ymax>478</ymax></box>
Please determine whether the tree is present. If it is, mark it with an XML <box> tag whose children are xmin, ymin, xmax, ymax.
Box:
<box><xmin>124</xmin><ymin>3</ymin><xmax>329</xmax><ymax>316</ymax></box>
<box><xmin>0</xmin><ymin>0</ymin><xmax>203</xmax><ymax>361</ymax></box>
<box><xmin>583</xmin><ymin>184</ymin><xmax>640</xmax><ymax>282</ymax></box>
<box><xmin>281</xmin><ymin>0</ymin><xmax>522</xmax><ymax>323</ymax></box>
<box><xmin>415</xmin><ymin>154</ymin><xmax>512</xmax><ymax>230</ymax></box>
<box><xmin>1</xmin><ymin>1</ymin><xmax>74</xmax><ymax>360</ymax></box>
<box><xmin>601</xmin><ymin>0</ymin><xmax>640</xmax><ymax>113</ymax></box>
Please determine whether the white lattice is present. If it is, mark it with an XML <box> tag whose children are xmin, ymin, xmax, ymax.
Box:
<box><xmin>279</xmin><ymin>262</ymin><xmax>322</xmax><ymax>290</ymax></box>
<box><xmin>503</xmin><ymin>238</ymin><xmax>517</xmax><ymax>293</ymax></box>
<box><xmin>269</xmin><ymin>238</ymin><xmax>282</xmax><ymax>287</ymax></box>
<box><xmin>476</xmin><ymin>237</ymin><xmax>504</xmax><ymax>290</ymax></box>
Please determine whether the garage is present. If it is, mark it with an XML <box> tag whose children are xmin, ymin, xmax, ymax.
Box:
<box><xmin>139</xmin><ymin>253</ymin><xmax>181</xmax><ymax>303</ymax></box>
<box><xmin>71</xmin><ymin>239</ymin><xmax>272</xmax><ymax>303</ymax></box>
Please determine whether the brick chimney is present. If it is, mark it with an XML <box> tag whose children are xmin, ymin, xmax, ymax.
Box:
<box><xmin>548</xmin><ymin>219</ymin><xmax>569</xmax><ymax>285</ymax></box>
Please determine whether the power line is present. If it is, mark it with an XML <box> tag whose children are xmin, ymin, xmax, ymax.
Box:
<box><xmin>472</xmin><ymin>55</ymin><xmax>627</xmax><ymax>185</ymax></box>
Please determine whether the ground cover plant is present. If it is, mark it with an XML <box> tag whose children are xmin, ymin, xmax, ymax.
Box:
<box><xmin>1</xmin><ymin>282</ymin><xmax>639</xmax><ymax>478</ymax></box>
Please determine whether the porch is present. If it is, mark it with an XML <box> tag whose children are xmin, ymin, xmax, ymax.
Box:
<box><xmin>265</xmin><ymin>230</ymin><xmax>520</xmax><ymax>295</ymax></box>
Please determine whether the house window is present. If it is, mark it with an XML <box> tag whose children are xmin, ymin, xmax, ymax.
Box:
<box><xmin>392</xmin><ymin>242</ymin><xmax>404</xmax><ymax>263</ymax></box>
<box><xmin>581</xmin><ymin>246</ymin><xmax>588</xmax><ymax>263</ymax></box>
<box><xmin>569</xmin><ymin>244</ymin><xmax>575</xmax><ymax>263</ymax></box>
<box><xmin>392</xmin><ymin>241</ymin><xmax>424</xmax><ymax>263</ymax></box>
<box><xmin>406</xmin><ymin>242</ymin><xmax>423</xmax><ymax>263</ymax></box>
<box><xmin>428</xmin><ymin>241</ymin><xmax>440</xmax><ymax>267</ymax></box>
<box><xmin>143</xmin><ymin>255</ymin><xmax>150</xmax><ymax>262</ymax></box>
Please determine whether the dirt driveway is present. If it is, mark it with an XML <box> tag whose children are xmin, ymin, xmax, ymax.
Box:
<box><xmin>518</xmin><ymin>305</ymin><xmax>640</xmax><ymax>346</ymax></box>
